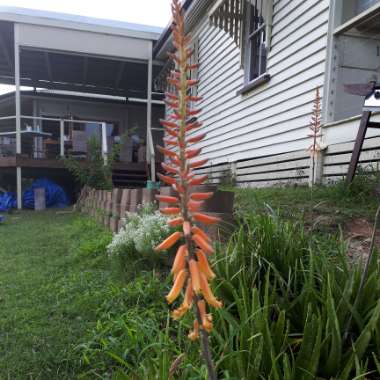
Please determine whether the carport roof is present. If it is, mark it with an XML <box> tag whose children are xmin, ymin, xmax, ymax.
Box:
<box><xmin>0</xmin><ymin>6</ymin><xmax>163</xmax><ymax>40</ymax></box>
<box><xmin>0</xmin><ymin>7</ymin><xmax>165</xmax><ymax>98</ymax></box>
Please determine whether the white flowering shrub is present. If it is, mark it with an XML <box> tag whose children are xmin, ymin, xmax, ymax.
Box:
<box><xmin>107</xmin><ymin>203</ymin><xmax>172</xmax><ymax>258</ymax></box>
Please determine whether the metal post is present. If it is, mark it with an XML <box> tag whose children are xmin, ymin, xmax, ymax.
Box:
<box><xmin>60</xmin><ymin>119</ymin><xmax>65</xmax><ymax>157</ymax></box>
<box><xmin>346</xmin><ymin>111</ymin><xmax>371</xmax><ymax>185</ymax></box>
<box><xmin>101</xmin><ymin>122</ymin><xmax>108</xmax><ymax>165</ymax></box>
<box><xmin>147</xmin><ymin>41</ymin><xmax>155</xmax><ymax>182</ymax></box>
<box><xmin>14</xmin><ymin>24</ymin><xmax>22</xmax><ymax>209</ymax></box>
<box><xmin>16</xmin><ymin>167</ymin><xmax>22</xmax><ymax>209</ymax></box>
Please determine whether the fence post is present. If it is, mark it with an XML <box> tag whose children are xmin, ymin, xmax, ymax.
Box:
<box><xmin>101</xmin><ymin>122</ymin><xmax>108</xmax><ymax>165</ymax></box>
<box><xmin>60</xmin><ymin>119</ymin><xmax>65</xmax><ymax>157</ymax></box>
<box><xmin>309</xmin><ymin>149</ymin><xmax>325</xmax><ymax>186</ymax></box>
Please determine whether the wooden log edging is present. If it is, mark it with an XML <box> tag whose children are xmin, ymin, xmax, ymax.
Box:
<box><xmin>77</xmin><ymin>185</ymin><xmax>235</xmax><ymax>237</ymax></box>
<box><xmin>77</xmin><ymin>187</ymin><xmax>158</xmax><ymax>233</ymax></box>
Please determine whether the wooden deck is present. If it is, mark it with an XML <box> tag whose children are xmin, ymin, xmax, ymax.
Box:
<box><xmin>0</xmin><ymin>156</ymin><xmax>148</xmax><ymax>171</ymax></box>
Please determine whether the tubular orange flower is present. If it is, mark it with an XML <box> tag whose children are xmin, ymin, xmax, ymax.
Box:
<box><xmin>171</xmin><ymin>244</ymin><xmax>187</xmax><ymax>276</ymax></box>
<box><xmin>196</xmin><ymin>249</ymin><xmax>216</xmax><ymax>280</ymax></box>
<box><xmin>168</xmin><ymin>217</ymin><xmax>184</xmax><ymax>227</ymax></box>
<box><xmin>160</xmin><ymin>119</ymin><xmax>178</xmax><ymax>129</ymax></box>
<box><xmin>160</xmin><ymin>207</ymin><xmax>181</xmax><ymax>216</ymax></box>
<box><xmin>192</xmin><ymin>233</ymin><xmax>214</xmax><ymax>255</ymax></box>
<box><xmin>188</xmin><ymin>200</ymin><xmax>203</xmax><ymax>212</ymax></box>
<box><xmin>163</xmin><ymin>138</ymin><xmax>178</xmax><ymax>146</ymax></box>
<box><xmin>161</xmin><ymin>162</ymin><xmax>178</xmax><ymax>174</ymax></box>
<box><xmin>192</xmin><ymin>212</ymin><xmax>221</xmax><ymax>225</ymax></box>
<box><xmin>185</xmin><ymin>148</ymin><xmax>202</xmax><ymax>159</ymax></box>
<box><xmin>190</xmin><ymin>192</ymin><xmax>213</xmax><ymax>201</ymax></box>
<box><xmin>164</xmin><ymin>127</ymin><xmax>179</xmax><ymax>138</ymax></box>
<box><xmin>172</xmin><ymin>303</ymin><xmax>189</xmax><ymax>320</ymax></box>
<box><xmin>191</xmin><ymin>226</ymin><xmax>211</xmax><ymax>243</ymax></box>
<box><xmin>198</xmin><ymin>299</ymin><xmax>213</xmax><ymax>333</ymax></box>
<box><xmin>155</xmin><ymin>195</ymin><xmax>179</xmax><ymax>204</ymax></box>
<box><xmin>188</xmin><ymin>319</ymin><xmax>199</xmax><ymax>341</ymax></box>
<box><xmin>189</xmin><ymin>158</ymin><xmax>209</xmax><ymax>168</ymax></box>
<box><xmin>166</xmin><ymin>269</ymin><xmax>188</xmax><ymax>304</ymax></box>
<box><xmin>165</xmin><ymin>92</ymin><xmax>178</xmax><ymax>101</ymax></box>
<box><xmin>186</xmin><ymin>95</ymin><xmax>203</xmax><ymax>102</ymax></box>
<box><xmin>199</xmin><ymin>272</ymin><xmax>222</xmax><ymax>309</ymax></box>
<box><xmin>157</xmin><ymin>145</ymin><xmax>178</xmax><ymax>159</ymax></box>
<box><xmin>189</xmin><ymin>259</ymin><xmax>201</xmax><ymax>294</ymax></box>
<box><xmin>184</xmin><ymin>279</ymin><xmax>193</xmax><ymax>307</ymax></box>
<box><xmin>187</xmin><ymin>79</ymin><xmax>199</xmax><ymax>86</ymax></box>
<box><xmin>155</xmin><ymin>231</ymin><xmax>182</xmax><ymax>252</ymax></box>
<box><xmin>189</xmin><ymin>175</ymin><xmax>208</xmax><ymax>186</ymax></box>
<box><xmin>186</xmin><ymin>120</ymin><xmax>202</xmax><ymax>131</ymax></box>
<box><xmin>157</xmin><ymin>173</ymin><xmax>177</xmax><ymax>186</ymax></box>
<box><xmin>186</xmin><ymin>65</ymin><xmax>199</xmax><ymax>72</ymax></box>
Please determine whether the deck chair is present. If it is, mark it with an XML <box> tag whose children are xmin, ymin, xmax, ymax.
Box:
<box><xmin>71</xmin><ymin>130</ymin><xmax>88</xmax><ymax>158</ymax></box>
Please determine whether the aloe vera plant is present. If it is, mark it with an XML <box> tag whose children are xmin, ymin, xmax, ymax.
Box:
<box><xmin>154</xmin><ymin>1</ymin><xmax>221</xmax><ymax>378</ymax></box>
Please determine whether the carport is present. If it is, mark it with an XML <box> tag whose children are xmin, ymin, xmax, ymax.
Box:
<box><xmin>0</xmin><ymin>7</ymin><xmax>164</xmax><ymax>208</ymax></box>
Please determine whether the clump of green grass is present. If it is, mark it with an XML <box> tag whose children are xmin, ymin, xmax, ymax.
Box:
<box><xmin>212</xmin><ymin>212</ymin><xmax>380</xmax><ymax>379</ymax></box>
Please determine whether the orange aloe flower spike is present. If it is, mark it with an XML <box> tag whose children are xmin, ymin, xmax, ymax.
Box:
<box><xmin>166</xmin><ymin>269</ymin><xmax>188</xmax><ymax>304</ymax></box>
<box><xmin>155</xmin><ymin>231</ymin><xmax>182</xmax><ymax>252</ymax></box>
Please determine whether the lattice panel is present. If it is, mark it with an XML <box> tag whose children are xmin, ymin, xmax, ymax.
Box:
<box><xmin>210</xmin><ymin>0</ymin><xmax>245</xmax><ymax>46</ymax></box>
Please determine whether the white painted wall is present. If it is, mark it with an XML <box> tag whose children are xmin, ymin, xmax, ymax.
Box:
<box><xmin>186</xmin><ymin>0</ymin><xmax>330</xmax><ymax>166</ymax></box>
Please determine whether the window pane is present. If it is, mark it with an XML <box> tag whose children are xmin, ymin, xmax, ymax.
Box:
<box><xmin>357</xmin><ymin>0</ymin><xmax>380</xmax><ymax>13</ymax></box>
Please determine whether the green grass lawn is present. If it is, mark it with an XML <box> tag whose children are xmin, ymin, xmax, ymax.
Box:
<box><xmin>0</xmin><ymin>179</ymin><xmax>378</xmax><ymax>379</ymax></box>
<box><xmin>0</xmin><ymin>210</ymin><xmax>113</xmax><ymax>379</ymax></box>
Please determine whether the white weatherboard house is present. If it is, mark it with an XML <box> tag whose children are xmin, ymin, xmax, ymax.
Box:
<box><xmin>154</xmin><ymin>0</ymin><xmax>380</xmax><ymax>187</ymax></box>
<box><xmin>1</xmin><ymin>1</ymin><xmax>380</xmax><ymax>208</ymax></box>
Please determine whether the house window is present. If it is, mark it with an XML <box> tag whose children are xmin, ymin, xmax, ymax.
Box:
<box><xmin>357</xmin><ymin>0</ymin><xmax>380</xmax><ymax>13</ymax></box>
<box><xmin>244</xmin><ymin>0</ymin><xmax>267</xmax><ymax>82</ymax></box>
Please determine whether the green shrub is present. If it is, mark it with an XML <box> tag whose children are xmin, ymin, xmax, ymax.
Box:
<box><xmin>64</xmin><ymin>135</ymin><xmax>120</xmax><ymax>190</ymax></box>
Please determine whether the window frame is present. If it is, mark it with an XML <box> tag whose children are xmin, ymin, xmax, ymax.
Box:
<box><xmin>238</xmin><ymin>0</ymin><xmax>271</xmax><ymax>95</ymax></box>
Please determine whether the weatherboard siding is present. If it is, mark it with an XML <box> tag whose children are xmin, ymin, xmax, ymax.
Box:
<box><xmin>189</xmin><ymin>0</ymin><xmax>330</xmax><ymax>168</ymax></box>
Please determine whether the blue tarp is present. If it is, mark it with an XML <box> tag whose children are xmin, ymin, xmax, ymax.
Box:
<box><xmin>0</xmin><ymin>192</ymin><xmax>16</xmax><ymax>211</ymax></box>
<box><xmin>23</xmin><ymin>179</ymin><xmax>69</xmax><ymax>209</ymax></box>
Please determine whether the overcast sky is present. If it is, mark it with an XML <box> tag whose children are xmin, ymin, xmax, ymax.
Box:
<box><xmin>0</xmin><ymin>0</ymin><xmax>172</xmax><ymax>94</ymax></box>
<box><xmin>0</xmin><ymin>0</ymin><xmax>172</xmax><ymax>26</ymax></box>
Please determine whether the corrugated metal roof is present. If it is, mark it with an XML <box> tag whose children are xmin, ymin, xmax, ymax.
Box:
<box><xmin>0</xmin><ymin>6</ymin><xmax>163</xmax><ymax>40</ymax></box>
